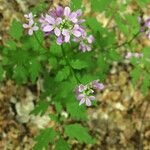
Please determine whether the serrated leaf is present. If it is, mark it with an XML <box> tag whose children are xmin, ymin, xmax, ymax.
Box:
<box><xmin>13</xmin><ymin>65</ymin><xmax>27</xmax><ymax>84</ymax></box>
<box><xmin>55</xmin><ymin>138</ymin><xmax>70</xmax><ymax>150</ymax></box>
<box><xmin>30</xmin><ymin>101</ymin><xmax>49</xmax><ymax>116</ymax></box>
<box><xmin>130</xmin><ymin>67</ymin><xmax>142</xmax><ymax>86</ymax></box>
<box><xmin>66</xmin><ymin>102</ymin><xmax>87</xmax><ymax>121</ymax></box>
<box><xmin>64</xmin><ymin>124</ymin><xmax>94</xmax><ymax>144</ymax></box>
<box><xmin>33</xmin><ymin>128</ymin><xmax>57</xmax><ymax>150</ymax></box>
<box><xmin>9</xmin><ymin>19</ymin><xmax>23</xmax><ymax>40</ymax></box>
<box><xmin>71</xmin><ymin>60</ymin><xmax>88</xmax><ymax>70</ymax></box>
<box><xmin>55</xmin><ymin>67</ymin><xmax>70</xmax><ymax>81</ymax></box>
<box><xmin>29</xmin><ymin>59</ymin><xmax>41</xmax><ymax>83</ymax></box>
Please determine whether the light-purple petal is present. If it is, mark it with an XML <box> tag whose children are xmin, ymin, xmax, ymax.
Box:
<box><xmin>85</xmin><ymin>98</ymin><xmax>91</xmax><ymax>106</ymax></box>
<box><xmin>54</xmin><ymin>27</ymin><xmax>61</xmax><ymax>36</ymax></box>
<box><xmin>43</xmin><ymin>25</ymin><xmax>54</xmax><ymax>32</ymax></box>
<box><xmin>64</xmin><ymin>7</ymin><xmax>71</xmax><ymax>17</ymax></box>
<box><xmin>28</xmin><ymin>29</ymin><xmax>33</xmax><ymax>35</ymax></box>
<box><xmin>79</xmin><ymin>98</ymin><xmax>85</xmax><ymax>105</ymax></box>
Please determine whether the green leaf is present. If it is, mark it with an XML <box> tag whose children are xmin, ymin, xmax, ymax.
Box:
<box><xmin>64</xmin><ymin>124</ymin><xmax>94</xmax><ymax>144</ymax></box>
<box><xmin>71</xmin><ymin>0</ymin><xmax>82</xmax><ymax>10</ymax></box>
<box><xmin>13</xmin><ymin>65</ymin><xmax>27</xmax><ymax>84</ymax></box>
<box><xmin>30</xmin><ymin>31</ymin><xmax>44</xmax><ymax>51</ymax></box>
<box><xmin>9</xmin><ymin>19</ymin><xmax>23</xmax><ymax>40</ymax></box>
<box><xmin>49</xmin><ymin>56</ymin><xmax>57</xmax><ymax>68</ymax></box>
<box><xmin>29</xmin><ymin>59</ymin><xmax>41</xmax><ymax>83</ymax></box>
<box><xmin>33</xmin><ymin>128</ymin><xmax>57</xmax><ymax>150</ymax></box>
<box><xmin>141</xmin><ymin>73</ymin><xmax>150</xmax><ymax>95</ymax></box>
<box><xmin>130</xmin><ymin>67</ymin><xmax>142</xmax><ymax>86</ymax></box>
<box><xmin>71</xmin><ymin>60</ymin><xmax>88</xmax><ymax>70</ymax></box>
<box><xmin>66</xmin><ymin>102</ymin><xmax>87</xmax><ymax>121</ymax></box>
<box><xmin>55</xmin><ymin>138</ymin><xmax>70</xmax><ymax>150</ymax></box>
<box><xmin>30</xmin><ymin>101</ymin><xmax>49</xmax><ymax>116</ymax></box>
<box><xmin>5</xmin><ymin>40</ymin><xmax>17</xmax><ymax>50</ymax></box>
<box><xmin>50</xmin><ymin>43</ymin><xmax>62</xmax><ymax>56</ymax></box>
<box><xmin>90</xmin><ymin>0</ymin><xmax>112</xmax><ymax>12</ymax></box>
<box><xmin>55</xmin><ymin>66</ymin><xmax>70</xmax><ymax>82</ymax></box>
<box><xmin>86</xmin><ymin>17</ymin><xmax>101</xmax><ymax>32</ymax></box>
<box><xmin>0</xmin><ymin>66</ymin><xmax>4</xmax><ymax>81</ymax></box>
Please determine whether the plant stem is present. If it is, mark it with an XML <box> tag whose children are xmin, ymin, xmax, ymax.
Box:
<box><xmin>61</xmin><ymin>45</ymin><xmax>81</xmax><ymax>84</ymax></box>
<box><xmin>33</xmin><ymin>32</ymin><xmax>46</xmax><ymax>50</ymax></box>
<box><xmin>104</xmin><ymin>31</ymin><xmax>141</xmax><ymax>51</ymax></box>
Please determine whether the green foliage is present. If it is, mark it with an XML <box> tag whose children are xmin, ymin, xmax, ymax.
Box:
<box><xmin>71</xmin><ymin>0</ymin><xmax>82</xmax><ymax>10</ymax></box>
<box><xmin>64</xmin><ymin>124</ymin><xmax>94</xmax><ymax>144</ymax></box>
<box><xmin>2</xmin><ymin>2</ymin><xmax>150</xmax><ymax>150</ymax></box>
<box><xmin>55</xmin><ymin>138</ymin><xmax>70</xmax><ymax>150</ymax></box>
<box><xmin>90</xmin><ymin>0</ymin><xmax>113</xmax><ymax>12</ymax></box>
<box><xmin>55</xmin><ymin>66</ymin><xmax>70</xmax><ymax>82</ymax></box>
<box><xmin>31</xmin><ymin>101</ymin><xmax>49</xmax><ymax>116</ymax></box>
<box><xmin>33</xmin><ymin>128</ymin><xmax>57</xmax><ymax>150</ymax></box>
<box><xmin>66</xmin><ymin>102</ymin><xmax>87</xmax><ymax>121</ymax></box>
<box><xmin>9</xmin><ymin>19</ymin><xmax>23</xmax><ymax>40</ymax></box>
<box><xmin>70</xmin><ymin>59</ymin><xmax>88</xmax><ymax>70</ymax></box>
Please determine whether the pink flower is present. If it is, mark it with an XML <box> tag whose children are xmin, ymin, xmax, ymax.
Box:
<box><xmin>23</xmin><ymin>14</ymin><xmax>39</xmax><ymax>35</ymax></box>
<box><xmin>39</xmin><ymin>6</ymin><xmax>86</xmax><ymax>45</ymax></box>
<box><xmin>75</xmin><ymin>80</ymin><xmax>104</xmax><ymax>106</ymax></box>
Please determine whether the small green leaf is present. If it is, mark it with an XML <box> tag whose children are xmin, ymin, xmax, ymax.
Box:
<box><xmin>55</xmin><ymin>138</ymin><xmax>70</xmax><ymax>150</ymax></box>
<box><xmin>29</xmin><ymin>59</ymin><xmax>41</xmax><ymax>83</ymax></box>
<box><xmin>33</xmin><ymin>128</ymin><xmax>57</xmax><ymax>150</ymax></box>
<box><xmin>64</xmin><ymin>124</ymin><xmax>94</xmax><ymax>144</ymax></box>
<box><xmin>71</xmin><ymin>60</ymin><xmax>88</xmax><ymax>70</ymax></box>
<box><xmin>55</xmin><ymin>66</ymin><xmax>70</xmax><ymax>81</ymax></box>
<box><xmin>9</xmin><ymin>19</ymin><xmax>23</xmax><ymax>40</ymax></box>
<box><xmin>30</xmin><ymin>101</ymin><xmax>49</xmax><ymax>116</ymax></box>
<box><xmin>66</xmin><ymin>102</ymin><xmax>87</xmax><ymax>121</ymax></box>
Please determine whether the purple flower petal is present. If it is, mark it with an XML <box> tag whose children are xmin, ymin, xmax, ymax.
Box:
<box><xmin>64</xmin><ymin>7</ymin><xmax>71</xmax><ymax>17</ymax></box>
<box><xmin>28</xmin><ymin>29</ymin><xmax>33</xmax><ymax>35</ymax></box>
<box><xmin>32</xmin><ymin>26</ymin><xmax>39</xmax><ymax>31</ymax></box>
<box><xmin>69</xmin><ymin>12</ymin><xmax>77</xmax><ymax>23</ymax></box>
<box><xmin>23</xmin><ymin>23</ymin><xmax>29</xmax><ymax>28</ymax></box>
<box><xmin>72</xmin><ymin>30</ymin><xmax>81</xmax><ymax>37</ymax></box>
<box><xmin>57</xmin><ymin>36</ymin><xmax>63</xmax><ymax>45</ymax></box>
<box><xmin>89</xmin><ymin>96</ymin><xmax>95</xmax><ymax>100</ymax></box>
<box><xmin>43</xmin><ymin>25</ymin><xmax>54</xmax><ymax>32</ymax></box>
<box><xmin>77</xmin><ymin>94</ymin><xmax>85</xmax><ymax>100</ymax></box>
<box><xmin>79</xmin><ymin>98</ymin><xmax>85</xmax><ymax>105</ymax></box>
<box><xmin>85</xmin><ymin>98</ymin><xmax>91</xmax><ymax>106</ymax></box>
<box><xmin>54</xmin><ymin>27</ymin><xmax>61</xmax><ymax>36</ymax></box>
<box><xmin>87</xmin><ymin>35</ymin><xmax>94</xmax><ymax>44</ymax></box>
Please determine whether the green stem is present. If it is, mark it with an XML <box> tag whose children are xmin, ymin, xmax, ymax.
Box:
<box><xmin>61</xmin><ymin>45</ymin><xmax>81</xmax><ymax>84</ymax></box>
<box><xmin>108</xmin><ymin>31</ymin><xmax>141</xmax><ymax>50</ymax></box>
<box><xmin>33</xmin><ymin>32</ymin><xmax>46</xmax><ymax>50</ymax></box>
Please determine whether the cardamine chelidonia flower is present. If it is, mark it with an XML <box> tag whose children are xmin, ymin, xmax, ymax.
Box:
<box><xmin>76</xmin><ymin>80</ymin><xmax>104</xmax><ymax>106</ymax></box>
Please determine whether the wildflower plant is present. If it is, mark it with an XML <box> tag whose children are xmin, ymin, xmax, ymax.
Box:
<box><xmin>1</xmin><ymin>0</ymin><xmax>150</xmax><ymax>150</ymax></box>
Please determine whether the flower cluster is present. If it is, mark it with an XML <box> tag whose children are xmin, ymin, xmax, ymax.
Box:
<box><xmin>39</xmin><ymin>6</ymin><xmax>94</xmax><ymax>50</ymax></box>
<box><xmin>76</xmin><ymin>80</ymin><xmax>104</xmax><ymax>106</ymax></box>
<box><xmin>23</xmin><ymin>12</ymin><xmax>39</xmax><ymax>35</ymax></box>
<box><xmin>125</xmin><ymin>52</ymin><xmax>143</xmax><ymax>59</ymax></box>
<box><xmin>138</xmin><ymin>16</ymin><xmax>150</xmax><ymax>39</ymax></box>
<box><xmin>74</xmin><ymin>34</ymin><xmax>94</xmax><ymax>52</ymax></box>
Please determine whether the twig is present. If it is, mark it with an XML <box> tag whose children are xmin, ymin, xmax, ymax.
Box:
<box><xmin>138</xmin><ymin>100</ymin><xmax>150</xmax><ymax>150</ymax></box>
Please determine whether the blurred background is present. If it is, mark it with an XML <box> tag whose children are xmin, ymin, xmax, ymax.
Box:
<box><xmin>0</xmin><ymin>0</ymin><xmax>150</xmax><ymax>149</ymax></box>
